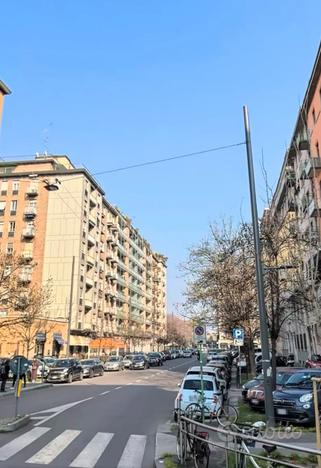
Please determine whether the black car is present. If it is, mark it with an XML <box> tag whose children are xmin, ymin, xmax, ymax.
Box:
<box><xmin>273</xmin><ymin>369</ymin><xmax>321</xmax><ymax>425</ymax></box>
<box><xmin>80</xmin><ymin>359</ymin><xmax>104</xmax><ymax>378</ymax></box>
<box><xmin>242</xmin><ymin>374</ymin><xmax>264</xmax><ymax>400</ymax></box>
<box><xmin>130</xmin><ymin>355</ymin><xmax>150</xmax><ymax>370</ymax></box>
<box><xmin>147</xmin><ymin>352</ymin><xmax>163</xmax><ymax>366</ymax></box>
<box><xmin>47</xmin><ymin>359</ymin><xmax>83</xmax><ymax>383</ymax></box>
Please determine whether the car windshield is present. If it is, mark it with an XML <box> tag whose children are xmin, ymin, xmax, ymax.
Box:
<box><xmin>108</xmin><ymin>357</ymin><xmax>120</xmax><ymax>362</ymax></box>
<box><xmin>148</xmin><ymin>353</ymin><xmax>159</xmax><ymax>357</ymax></box>
<box><xmin>55</xmin><ymin>360</ymin><xmax>73</xmax><ymax>368</ymax></box>
<box><xmin>133</xmin><ymin>356</ymin><xmax>143</xmax><ymax>361</ymax></box>
<box><xmin>124</xmin><ymin>355</ymin><xmax>133</xmax><ymax>360</ymax></box>
<box><xmin>80</xmin><ymin>360</ymin><xmax>95</xmax><ymax>365</ymax></box>
<box><xmin>284</xmin><ymin>372</ymin><xmax>318</xmax><ymax>388</ymax></box>
<box><xmin>276</xmin><ymin>372</ymin><xmax>294</xmax><ymax>385</ymax></box>
<box><xmin>183</xmin><ymin>379</ymin><xmax>213</xmax><ymax>391</ymax></box>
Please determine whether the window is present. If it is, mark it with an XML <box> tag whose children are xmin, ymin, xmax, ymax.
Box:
<box><xmin>6</xmin><ymin>243</ymin><xmax>13</xmax><ymax>255</ymax></box>
<box><xmin>10</xmin><ymin>200</ymin><xmax>17</xmax><ymax>214</ymax></box>
<box><xmin>183</xmin><ymin>379</ymin><xmax>213</xmax><ymax>391</ymax></box>
<box><xmin>12</xmin><ymin>181</ymin><xmax>19</xmax><ymax>194</ymax></box>
<box><xmin>317</xmin><ymin>142</ymin><xmax>320</xmax><ymax>157</ymax></box>
<box><xmin>9</xmin><ymin>221</ymin><xmax>15</xmax><ymax>236</ymax></box>
<box><xmin>0</xmin><ymin>201</ymin><xmax>5</xmax><ymax>216</ymax></box>
<box><xmin>312</xmin><ymin>108</ymin><xmax>316</xmax><ymax>123</ymax></box>
<box><xmin>0</xmin><ymin>181</ymin><xmax>8</xmax><ymax>195</ymax></box>
<box><xmin>0</xmin><ymin>223</ymin><xmax>3</xmax><ymax>238</ymax></box>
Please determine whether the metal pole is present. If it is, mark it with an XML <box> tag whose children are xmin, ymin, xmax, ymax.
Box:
<box><xmin>14</xmin><ymin>357</ymin><xmax>21</xmax><ymax>418</ymax></box>
<box><xmin>312</xmin><ymin>378</ymin><xmax>321</xmax><ymax>468</ymax></box>
<box><xmin>243</xmin><ymin>106</ymin><xmax>274</xmax><ymax>426</ymax></box>
<box><xmin>66</xmin><ymin>255</ymin><xmax>75</xmax><ymax>358</ymax></box>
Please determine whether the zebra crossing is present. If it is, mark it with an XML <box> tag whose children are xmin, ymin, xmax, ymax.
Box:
<box><xmin>0</xmin><ymin>427</ymin><xmax>148</xmax><ymax>467</ymax></box>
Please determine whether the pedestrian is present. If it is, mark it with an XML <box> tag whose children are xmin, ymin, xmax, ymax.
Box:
<box><xmin>31</xmin><ymin>358</ymin><xmax>39</xmax><ymax>383</ymax></box>
<box><xmin>12</xmin><ymin>370</ymin><xmax>27</xmax><ymax>388</ymax></box>
<box><xmin>0</xmin><ymin>359</ymin><xmax>10</xmax><ymax>392</ymax></box>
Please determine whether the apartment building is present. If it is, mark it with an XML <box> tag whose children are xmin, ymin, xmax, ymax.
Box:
<box><xmin>0</xmin><ymin>80</ymin><xmax>11</xmax><ymax>128</ymax></box>
<box><xmin>269</xmin><ymin>42</ymin><xmax>321</xmax><ymax>362</ymax></box>
<box><xmin>0</xmin><ymin>155</ymin><xmax>167</xmax><ymax>357</ymax></box>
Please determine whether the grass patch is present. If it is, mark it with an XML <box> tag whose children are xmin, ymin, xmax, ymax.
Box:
<box><xmin>161</xmin><ymin>453</ymin><xmax>178</xmax><ymax>468</ymax></box>
<box><xmin>257</xmin><ymin>450</ymin><xmax>318</xmax><ymax>467</ymax></box>
<box><xmin>236</xmin><ymin>399</ymin><xmax>266</xmax><ymax>425</ymax></box>
<box><xmin>239</xmin><ymin>372</ymin><xmax>255</xmax><ymax>385</ymax></box>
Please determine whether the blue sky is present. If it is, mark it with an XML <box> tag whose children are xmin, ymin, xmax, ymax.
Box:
<box><xmin>0</xmin><ymin>1</ymin><xmax>320</xmax><ymax>312</ymax></box>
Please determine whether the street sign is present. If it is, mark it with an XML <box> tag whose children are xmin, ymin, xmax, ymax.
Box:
<box><xmin>194</xmin><ymin>325</ymin><xmax>206</xmax><ymax>343</ymax></box>
<box><xmin>10</xmin><ymin>355</ymin><xmax>29</xmax><ymax>376</ymax></box>
<box><xmin>233</xmin><ymin>328</ymin><xmax>244</xmax><ymax>340</ymax></box>
<box><xmin>234</xmin><ymin>338</ymin><xmax>244</xmax><ymax>346</ymax></box>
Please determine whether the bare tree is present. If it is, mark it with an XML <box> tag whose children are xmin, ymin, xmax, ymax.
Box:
<box><xmin>12</xmin><ymin>280</ymin><xmax>53</xmax><ymax>358</ymax></box>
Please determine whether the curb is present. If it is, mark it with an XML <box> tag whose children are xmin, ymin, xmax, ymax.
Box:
<box><xmin>154</xmin><ymin>420</ymin><xmax>178</xmax><ymax>468</ymax></box>
<box><xmin>0</xmin><ymin>383</ymin><xmax>53</xmax><ymax>398</ymax></box>
<box><xmin>0</xmin><ymin>414</ymin><xmax>30</xmax><ymax>432</ymax></box>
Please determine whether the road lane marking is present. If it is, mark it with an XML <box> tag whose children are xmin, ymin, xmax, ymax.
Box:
<box><xmin>114</xmin><ymin>386</ymin><xmax>122</xmax><ymax>390</ymax></box>
<box><xmin>26</xmin><ymin>429</ymin><xmax>81</xmax><ymax>464</ymax></box>
<box><xmin>33</xmin><ymin>397</ymin><xmax>93</xmax><ymax>426</ymax></box>
<box><xmin>70</xmin><ymin>432</ymin><xmax>114</xmax><ymax>468</ymax></box>
<box><xmin>99</xmin><ymin>390</ymin><xmax>110</xmax><ymax>395</ymax></box>
<box><xmin>0</xmin><ymin>427</ymin><xmax>51</xmax><ymax>461</ymax></box>
<box><xmin>117</xmin><ymin>435</ymin><xmax>146</xmax><ymax>468</ymax></box>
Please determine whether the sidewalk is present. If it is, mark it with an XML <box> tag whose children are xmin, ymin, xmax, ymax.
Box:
<box><xmin>0</xmin><ymin>381</ymin><xmax>52</xmax><ymax>398</ymax></box>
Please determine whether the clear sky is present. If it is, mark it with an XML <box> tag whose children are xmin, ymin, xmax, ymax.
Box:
<box><xmin>0</xmin><ymin>1</ymin><xmax>320</xmax><ymax>312</ymax></box>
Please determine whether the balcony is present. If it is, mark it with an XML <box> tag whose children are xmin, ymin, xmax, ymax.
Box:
<box><xmin>22</xmin><ymin>227</ymin><xmax>35</xmax><ymax>239</ymax></box>
<box><xmin>86</xmin><ymin>254</ymin><xmax>95</xmax><ymax>266</ymax></box>
<box><xmin>87</xmin><ymin>234</ymin><xmax>96</xmax><ymax>246</ymax></box>
<box><xmin>26</xmin><ymin>185</ymin><xmax>38</xmax><ymax>197</ymax></box>
<box><xmin>116</xmin><ymin>310</ymin><xmax>125</xmax><ymax>320</ymax></box>
<box><xmin>308</xmin><ymin>199</ymin><xmax>321</xmax><ymax>218</ymax></box>
<box><xmin>117</xmin><ymin>291</ymin><xmax>127</xmax><ymax>302</ymax></box>
<box><xmin>85</xmin><ymin>276</ymin><xmax>94</xmax><ymax>288</ymax></box>
<box><xmin>118</xmin><ymin>244</ymin><xmax>127</xmax><ymax>256</ymax></box>
<box><xmin>117</xmin><ymin>275</ymin><xmax>127</xmax><ymax>287</ymax></box>
<box><xmin>84</xmin><ymin>298</ymin><xmax>93</xmax><ymax>310</ymax></box>
<box><xmin>89</xmin><ymin>194</ymin><xmax>97</xmax><ymax>207</ymax></box>
<box><xmin>19</xmin><ymin>272</ymin><xmax>32</xmax><ymax>283</ymax></box>
<box><xmin>88</xmin><ymin>214</ymin><xmax>96</xmax><ymax>227</ymax></box>
<box><xmin>305</xmin><ymin>157</ymin><xmax>321</xmax><ymax>177</ymax></box>
<box><xmin>24</xmin><ymin>206</ymin><xmax>37</xmax><ymax>219</ymax></box>
<box><xmin>22</xmin><ymin>251</ymin><xmax>33</xmax><ymax>261</ymax></box>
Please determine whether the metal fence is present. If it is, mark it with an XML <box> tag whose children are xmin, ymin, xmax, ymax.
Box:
<box><xmin>177</xmin><ymin>411</ymin><xmax>321</xmax><ymax>468</ymax></box>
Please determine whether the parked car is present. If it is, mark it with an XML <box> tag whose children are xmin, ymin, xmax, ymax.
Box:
<box><xmin>159</xmin><ymin>352</ymin><xmax>166</xmax><ymax>362</ymax></box>
<box><xmin>104</xmin><ymin>356</ymin><xmax>124</xmax><ymax>371</ymax></box>
<box><xmin>305</xmin><ymin>354</ymin><xmax>321</xmax><ymax>368</ymax></box>
<box><xmin>171</xmin><ymin>350</ymin><xmax>179</xmax><ymax>359</ymax></box>
<box><xmin>273</xmin><ymin>369</ymin><xmax>321</xmax><ymax>425</ymax></box>
<box><xmin>185</xmin><ymin>366</ymin><xmax>227</xmax><ymax>400</ymax></box>
<box><xmin>248</xmin><ymin>367</ymin><xmax>303</xmax><ymax>409</ymax></box>
<box><xmin>130</xmin><ymin>354</ymin><xmax>150</xmax><ymax>370</ymax></box>
<box><xmin>147</xmin><ymin>352</ymin><xmax>163</xmax><ymax>366</ymax></box>
<box><xmin>183</xmin><ymin>349</ymin><xmax>193</xmax><ymax>358</ymax></box>
<box><xmin>207</xmin><ymin>350</ymin><xmax>220</xmax><ymax>362</ymax></box>
<box><xmin>123</xmin><ymin>355</ymin><xmax>134</xmax><ymax>369</ymax></box>
<box><xmin>174</xmin><ymin>375</ymin><xmax>222</xmax><ymax>421</ymax></box>
<box><xmin>41</xmin><ymin>357</ymin><xmax>57</xmax><ymax>368</ymax></box>
<box><xmin>163</xmin><ymin>350</ymin><xmax>172</xmax><ymax>360</ymax></box>
<box><xmin>242</xmin><ymin>374</ymin><xmax>265</xmax><ymax>400</ymax></box>
<box><xmin>46</xmin><ymin>359</ymin><xmax>83</xmax><ymax>383</ymax></box>
<box><xmin>80</xmin><ymin>359</ymin><xmax>104</xmax><ymax>378</ymax></box>
<box><xmin>27</xmin><ymin>359</ymin><xmax>50</xmax><ymax>381</ymax></box>
<box><xmin>256</xmin><ymin>355</ymin><xmax>287</xmax><ymax>374</ymax></box>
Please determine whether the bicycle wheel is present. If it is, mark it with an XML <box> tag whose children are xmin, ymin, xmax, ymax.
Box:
<box><xmin>217</xmin><ymin>404</ymin><xmax>238</xmax><ymax>427</ymax></box>
<box><xmin>185</xmin><ymin>403</ymin><xmax>213</xmax><ymax>422</ymax></box>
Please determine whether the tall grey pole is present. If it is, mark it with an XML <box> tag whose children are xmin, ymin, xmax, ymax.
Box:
<box><xmin>243</xmin><ymin>106</ymin><xmax>275</xmax><ymax>426</ymax></box>
<box><xmin>66</xmin><ymin>255</ymin><xmax>75</xmax><ymax>358</ymax></box>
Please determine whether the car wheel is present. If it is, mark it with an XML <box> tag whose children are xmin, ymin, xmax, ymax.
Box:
<box><xmin>68</xmin><ymin>373</ymin><xmax>73</xmax><ymax>384</ymax></box>
<box><xmin>89</xmin><ymin>369</ymin><xmax>94</xmax><ymax>378</ymax></box>
<box><xmin>79</xmin><ymin>372</ymin><xmax>83</xmax><ymax>381</ymax></box>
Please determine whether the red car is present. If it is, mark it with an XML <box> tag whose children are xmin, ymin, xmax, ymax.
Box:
<box><xmin>247</xmin><ymin>367</ymin><xmax>303</xmax><ymax>409</ymax></box>
<box><xmin>305</xmin><ymin>354</ymin><xmax>321</xmax><ymax>368</ymax></box>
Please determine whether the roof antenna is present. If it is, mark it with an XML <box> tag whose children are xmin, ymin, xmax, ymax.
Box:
<box><xmin>42</xmin><ymin>122</ymin><xmax>53</xmax><ymax>156</ymax></box>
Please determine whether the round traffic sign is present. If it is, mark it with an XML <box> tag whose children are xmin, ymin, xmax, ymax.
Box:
<box><xmin>194</xmin><ymin>326</ymin><xmax>205</xmax><ymax>336</ymax></box>
<box><xmin>10</xmin><ymin>355</ymin><xmax>29</xmax><ymax>375</ymax></box>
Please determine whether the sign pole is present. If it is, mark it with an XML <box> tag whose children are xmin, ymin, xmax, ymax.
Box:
<box><xmin>14</xmin><ymin>357</ymin><xmax>21</xmax><ymax>418</ymax></box>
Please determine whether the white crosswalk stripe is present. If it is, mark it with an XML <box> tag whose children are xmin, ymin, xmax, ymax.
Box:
<box><xmin>117</xmin><ymin>434</ymin><xmax>147</xmax><ymax>468</ymax></box>
<box><xmin>69</xmin><ymin>432</ymin><xmax>114</xmax><ymax>468</ymax></box>
<box><xmin>26</xmin><ymin>429</ymin><xmax>81</xmax><ymax>465</ymax></box>
<box><xmin>0</xmin><ymin>428</ymin><xmax>148</xmax><ymax>468</ymax></box>
<box><xmin>0</xmin><ymin>427</ymin><xmax>51</xmax><ymax>461</ymax></box>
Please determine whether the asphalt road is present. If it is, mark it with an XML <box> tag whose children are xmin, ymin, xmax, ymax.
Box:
<box><xmin>0</xmin><ymin>357</ymin><xmax>197</xmax><ymax>468</ymax></box>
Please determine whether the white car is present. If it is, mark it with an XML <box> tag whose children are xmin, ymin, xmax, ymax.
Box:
<box><xmin>207</xmin><ymin>351</ymin><xmax>220</xmax><ymax>362</ymax></box>
<box><xmin>174</xmin><ymin>374</ymin><xmax>222</xmax><ymax>418</ymax></box>
<box><xmin>183</xmin><ymin>349</ymin><xmax>193</xmax><ymax>358</ymax></box>
<box><xmin>186</xmin><ymin>366</ymin><xmax>227</xmax><ymax>400</ymax></box>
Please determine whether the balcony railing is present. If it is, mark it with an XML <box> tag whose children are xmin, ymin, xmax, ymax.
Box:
<box><xmin>22</xmin><ymin>227</ymin><xmax>35</xmax><ymax>239</ymax></box>
<box><xmin>86</xmin><ymin>254</ymin><xmax>95</xmax><ymax>266</ymax></box>
<box><xmin>24</xmin><ymin>206</ymin><xmax>37</xmax><ymax>218</ymax></box>
<box><xmin>85</xmin><ymin>276</ymin><xmax>94</xmax><ymax>288</ymax></box>
<box><xmin>308</xmin><ymin>199</ymin><xmax>321</xmax><ymax>218</ymax></box>
<box><xmin>84</xmin><ymin>298</ymin><xmax>93</xmax><ymax>310</ymax></box>
<box><xmin>22</xmin><ymin>251</ymin><xmax>33</xmax><ymax>261</ymax></box>
<box><xmin>26</xmin><ymin>185</ymin><xmax>38</xmax><ymax>196</ymax></box>
<box><xmin>19</xmin><ymin>272</ymin><xmax>32</xmax><ymax>283</ymax></box>
<box><xmin>87</xmin><ymin>234</ymin><xmax>96</xmax><ymax>246</ymax></box>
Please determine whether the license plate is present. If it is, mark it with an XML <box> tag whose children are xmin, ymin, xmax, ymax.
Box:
<box><xmin>251</xmin><ymin>399</ymin><xmax>259</xmax><ymax>405</ymax></box>
<box><xmin>277</xmin><ymin>408</ymin><xmax>287</xmax><ymax>415</ymax></box>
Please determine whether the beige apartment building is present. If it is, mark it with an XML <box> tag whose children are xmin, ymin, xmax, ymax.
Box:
<box><xmin>0</xmin><ymin>155</ymin><xmax>167</xmax><ymax>357</ymax></box>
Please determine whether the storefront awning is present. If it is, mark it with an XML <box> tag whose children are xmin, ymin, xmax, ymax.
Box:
<box><xmin>53</xmin><ymin>334</ymin><xmax>65</xmax><ymax>345</ymax></box>
<box><xmin>36</xmin><ymin>332</ymin><xmax>46</xmax><ymax>342</ymax></box>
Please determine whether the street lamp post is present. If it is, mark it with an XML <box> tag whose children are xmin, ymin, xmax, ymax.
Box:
<box><xmin>243</xmin><ymin>106</ymin><xmax>275</xmax><ymax>426</ymax></box>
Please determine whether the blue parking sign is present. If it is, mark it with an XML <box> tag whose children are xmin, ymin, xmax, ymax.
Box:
<box><xmin>232</xmin><ymin>328</ymin><xmax>244</xmax><ymax>340</ymax></box>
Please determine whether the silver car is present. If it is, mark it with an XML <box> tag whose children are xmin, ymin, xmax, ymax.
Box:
<box><xmin>104</xmin><ymin>356</ymin><xmax>124</xmax><ymax>371</ymax></box>
<box><xmin>123</xmin><ymin>355</ymin><xmax>134</xmax><ymax>369</ymax></box>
